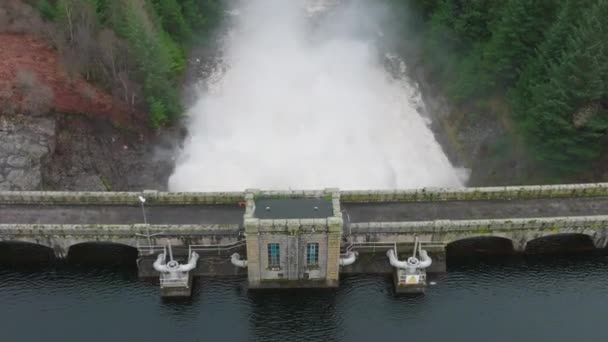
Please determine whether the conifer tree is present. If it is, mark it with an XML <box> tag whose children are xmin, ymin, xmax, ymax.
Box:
<box><xmin>515</xmin><ymin>1</ymin><xmax>608</xmax><ymax>172</ymax></box>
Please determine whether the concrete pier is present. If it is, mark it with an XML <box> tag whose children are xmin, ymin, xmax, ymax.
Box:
<box><xmin>393</xmin><ymin>267</ymin><xmax>426</xmax><ymax>295</ymax></box>
<box><xmin>160</xmin><ymin>273</ymin><xmax>194</xmax><ymax>297</ymax></box>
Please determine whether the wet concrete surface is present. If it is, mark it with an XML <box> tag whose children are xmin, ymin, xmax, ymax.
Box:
<box><xmin>342</xmin><ymin>197</ymin><xmax>608</xmax><ymax>222</ymax></box>
<box><xmin>0</xmin><ymin>204</ymin><xmax>244</xmax><ymax>225</ymax></box>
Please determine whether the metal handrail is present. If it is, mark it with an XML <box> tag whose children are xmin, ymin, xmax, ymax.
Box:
<box><xmin>340</xmin><ymin>241</ymin><xmax>396</xmax><ymax>256</ymax></box>
<box><xmin>137</xmin><ymin>245</ymin><xmax>165</xmax><ymax>255</ymax></box>
<box><xmin>138</xmin><ymin>240</ymin><xmax>246</xmax><ymax>257</ymax></box>
<box><xmin>340</xmin><ymin>240</ymin><xmax>446</xmax><ymax>256</ymax></box>
<box><xmin>188</xmin><ymin>240</ymin><xmax>247</xmax><ymax>256</ymax></box>
<box><xmin>160</xmin><ymin>278</ymin><xmax>189</xmax><ymax>288</ymax></box>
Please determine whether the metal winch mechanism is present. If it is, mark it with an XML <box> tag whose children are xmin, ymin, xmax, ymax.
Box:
<box><xmin>386</xmin><ymin>237</ymin><xmax>432</xmax><ymax>294</ymax></box>
<box><xmin>153</xmin><ymin>243</ymin><xmax>199</xmax><ymax>297</ymax></box>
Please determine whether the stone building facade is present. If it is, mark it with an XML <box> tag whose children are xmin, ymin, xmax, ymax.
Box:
<box><xmin>244</xmin><ymin>189</ymin><xmax>343</xmax><ymax>288</ymax></box>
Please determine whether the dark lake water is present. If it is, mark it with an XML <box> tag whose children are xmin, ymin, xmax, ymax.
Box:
<box><xmin>1</xmin><ymin>255</ymin><xmax>607</xmax><ymax>342</ymax></box>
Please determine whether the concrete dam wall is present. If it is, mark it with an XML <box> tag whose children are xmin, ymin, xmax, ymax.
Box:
<box><xmin>0</xmin><ymin>183</ymin><xmax>607</xmax><ymax>290</ymax></box>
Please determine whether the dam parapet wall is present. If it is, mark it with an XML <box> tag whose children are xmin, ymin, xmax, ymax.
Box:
<box><xmin>0</xmin><ymin>182</ymin><xmax>606</xmax><ymax>206</ymax></box>
<box><xmin>341</xmin><ymin>183</ymin><xmax>608</xmax><ymax>203</ymax></box>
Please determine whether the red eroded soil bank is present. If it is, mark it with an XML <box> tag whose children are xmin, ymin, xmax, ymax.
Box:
<box><xmin>0</xmin><ymin>33</ymin><xmax>145</xmax><ymax>129</ymax></box>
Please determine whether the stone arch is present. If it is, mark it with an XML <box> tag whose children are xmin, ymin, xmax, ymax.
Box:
<box><xmin>446</xmin><ymin>236</ymin><xmax>516</xmax><ymax>258</ymax></box>
<box><xmin>67</xmin><ymin>242</ymin><xmax>139</xmax><ymax>266</ymax></box>
<box><xmin>525</xmin><ymin>233</ymin><xmax>595</xmax><ymax>255</ymax></box>
<box><xmin>0</xmin><ymin>240</ymin><xmax>55</xmax><ymax>264</ymax></box>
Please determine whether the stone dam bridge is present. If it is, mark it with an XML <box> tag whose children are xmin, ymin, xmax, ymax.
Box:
<box><xmin>1</xmin><ymin>183</ymin><xmax>608</xmax><ymax>288</ymax></box>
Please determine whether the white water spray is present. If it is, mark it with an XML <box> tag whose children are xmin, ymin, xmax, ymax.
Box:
<box><xmin>169</xmin><ymin>0</ymin><xmax>467</xmax><ymax>191</ymax></box>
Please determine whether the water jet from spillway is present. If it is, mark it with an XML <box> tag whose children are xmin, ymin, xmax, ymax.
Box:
<box><xmin>169</xmin><ymin>0</ymin><xmax>467</xmax><ymax>191</ymax></box>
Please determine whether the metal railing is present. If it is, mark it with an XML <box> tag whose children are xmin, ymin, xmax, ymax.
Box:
<box><xmin>160</xmin><ymin>277</ymin><xmax>189</xmax><ymax>288</ymax></box>
<box><xmin>141</xmin><ymin>238</ymin><xmax>444</xmax><ymax>259</ymax></box>
<box><xmin>137</xmin><ymin>244</ymin><xmax>165</xmax><ymax>256</ymax></box>
<box><xmin>188</xmin><ymin>240</ymin><xmax>247</xmax><ymax>256</ymax></box>
<box><xmin>137</xmin><ymin>240</ymin><xmax>247</xmax><ymax>257</ymax></box>
<box><xmin>340</xmin><ymin>240</ymin><xmax>446</xmax><ymax>256</ymax></box>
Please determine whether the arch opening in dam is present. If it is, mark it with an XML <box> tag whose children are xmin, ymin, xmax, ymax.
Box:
<box><xmin>0</xmin><ymin>241</ymin><xmax>55</xmax><ymax>265</ymax></box>
<box><xmin>525</xmin><ymin>234</ymin><xmax>596</xmax><ymax>255</ymax></box>
<box><xmin>446</xmin><ymin>236</ymin><xmax>516</xmax><ymax>259</ymax></box>
<box><xmin>67</xmin><ymin>242</ymin><xmax>138</xmax><ymax>267</ymax></box>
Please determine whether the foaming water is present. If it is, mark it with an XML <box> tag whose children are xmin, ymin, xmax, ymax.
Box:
<box><xmin>169</xmin><ymin>0</ymin><xmax>466</xmax><ymax>191</ymax></box>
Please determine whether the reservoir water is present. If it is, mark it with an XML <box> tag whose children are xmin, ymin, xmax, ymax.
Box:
<box><xmin>2</xmin><ymin>255</ymin><xmax>607</xmax><ymax>342</ymax></box>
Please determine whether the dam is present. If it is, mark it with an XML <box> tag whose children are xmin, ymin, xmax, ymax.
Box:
<box><xmin>1</xmin><ymin>182</ymin><xmax>607</xmax><ymax>295</ymax></box>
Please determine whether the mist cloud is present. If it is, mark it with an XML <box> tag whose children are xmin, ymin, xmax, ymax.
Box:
<box><xmin>169</xmin><ymin>0</ymin><xmax>466</xmax><ymax>191</ymax></box>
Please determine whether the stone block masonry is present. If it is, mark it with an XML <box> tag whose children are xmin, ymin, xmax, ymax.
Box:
<box><xmin>348</xmin><ymin>215</ymin><xmax>608</xmax><ymax>251</ymax></box>
<box><xmin>0</xmin><ymin>223</ymin><xmax>242</xmax><ymax>258</ymax></box>
<box><xmin>340</xmin><ymin>183</ymin><xmax>608</xmax><ymax>203</ymax></box>
<box><xmin>1</xmin><ymin>182</ymin><xmax>606</xmax><ymax>206</ymax></box>
<box><xmin>1</xmin><ymin>183</ymin><xmax>608</xmax><ymax>290</ymax></box>
<box><xmin>0</xmin><ymin>190</ymin><xmax>246</xmax><ymax>205</ymax></box>
<box><xmin>244</xmin><ymin>188</ymin><xmax>343</xmax><ymax>288</ymax></box>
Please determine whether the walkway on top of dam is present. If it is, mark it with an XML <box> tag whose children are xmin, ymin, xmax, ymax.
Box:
<box><xmin>2</xmin><ymin>196</ymin><xmax>608</xmax><ymax>225</ymax></box>
<box><xmin>342</xmin><ymin>197</ymin><xmax>608</xmax><ymax>222</ymax></box>
<box><xmin>0</xmin><ymin>204</ymin><xmax>244</xmax><ymax>225</ymax></box>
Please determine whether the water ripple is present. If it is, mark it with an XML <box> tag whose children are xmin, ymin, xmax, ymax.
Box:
<box><xmin>0</xmin><ymin>256</ymin><xmax>607</xmax><ymax>341</ymax></box>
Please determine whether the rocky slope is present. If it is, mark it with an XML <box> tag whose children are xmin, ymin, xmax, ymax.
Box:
<box><xmin>0</xmin><ymin>30</ymin><xmax>178</xmax><ymax>191</ymax></box>
<box><xmin>42</xmin><ymin>114</ymin><xmax>178</xmax><ymax>191</ymax></box>
<box><xmin>0</xmin><ymin>113</ymin><xmax>178</xmax><ymax>191</ymax></box>
<box><xmin>0</xmin><ymin>114</ymin><xmax>54</xmax><ymax>190</ymax></box>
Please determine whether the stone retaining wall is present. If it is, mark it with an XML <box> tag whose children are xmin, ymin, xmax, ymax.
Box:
<box><xmin>340</xmin><ymin>183</ymin><xmax>608</xmax><ymax>203</ymax></box>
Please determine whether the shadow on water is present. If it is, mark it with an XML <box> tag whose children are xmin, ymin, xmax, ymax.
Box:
<box><xmin>0</xmin><ymin>241</ymin><xmax>142</xmax><ymax>283</ymax></box>
<box><xmin>525</xmin><ymin>233</ymin><xmax>596</xmax><ymax>255</ymax></box>
<box><xmin>247</xmin><ymin>287</ymin><xmax>340</xmax><ymax>342</ymax></box>
<box><xmin>447</xmin><ymin>245</ymin><xmax>605</xmax><ymax>274</ymax></box>
<box><xmin>445</xmin><ymin>233</ymin><xmax>604</xmax><ymax>269</ymax></box>
<box><xmin>0</xmin><ymin>241</ymin><xmax>55</xmax><ymax>266</ymax></box>
<box><xmin>446</xmin><ymin>236</ymin><xmax>516</xmax><ymax>259</ymax></box>
<box><xmin>67</xmin><ymin>242</ymin><xmax>139</xmax><ymax>268</ymax></box>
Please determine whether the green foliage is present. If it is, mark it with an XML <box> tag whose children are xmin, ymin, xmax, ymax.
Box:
<box><xmin>159</xmin><ymin>31</ymin><xmax>186</xmax><ymax>76</ymax></box>
<box><xmin>90</xmin><ymin>0</ymin><xmax>110</xmax><ymax>23</ymax></box>
<box><xmin>184</xmin><ymin>0</ymin><xmax>223</xmax><ymax>31</ymax></box>
<box><xmin>178</xmin><ymin>0</ymin><xmax>206</xmax><ymax>29</ymax></box>
<box><xmin>510</xmin><ymin>0</ymin><xmax>608</xmax><ymax>173</ymax></box>
<box><xmin>149</xmin><ymin>97</ymin><xmax>169</xmax><ymax>128</ymax></box>
<box><xmin>150</xmin><ymin>0</ymin><xmax>192</xmax><ymax>42</ymax></box>
<box><xmin>48</xmin><ymin>0</ymin><xmax>222</xmax><ymax>127</ymax></box>
<box><xmin>37</xmin><ymin>0</ymin><xmax>56</xmax><ymax>21</ymax></box>
<box><xmin>479</xmin><ymin>0</ymin><xmax>558</xmax><ymax>85</ymax></box>
<box><xmin>411</xmin><ymin>0</ymin><xmax>608</xmax><ymax>177</ymax></box>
